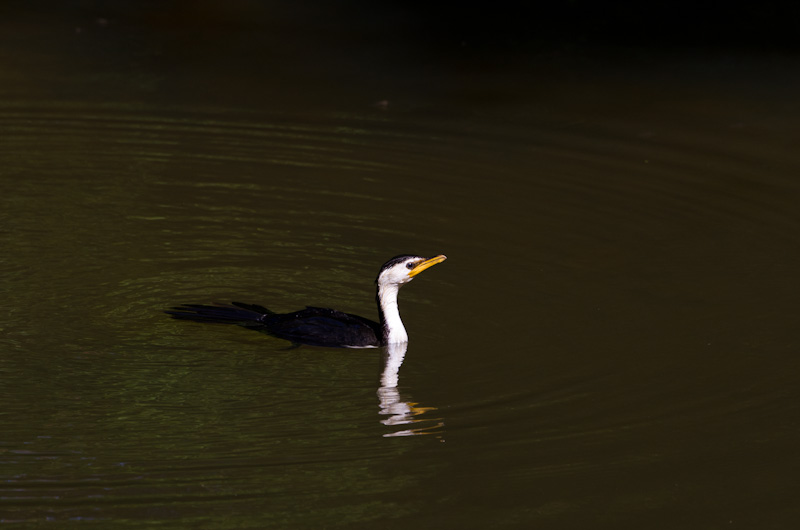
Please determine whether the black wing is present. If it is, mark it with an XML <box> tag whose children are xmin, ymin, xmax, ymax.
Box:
<box><xmin>260</xmin><ymin>307</ymin><xmax>382</xmax><ymax>348</ymax></box>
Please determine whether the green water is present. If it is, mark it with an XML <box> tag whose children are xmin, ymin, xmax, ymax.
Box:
<box><xmin>2</xmin><ymin>4</ymin><xmax>800</xmax><ymax>529</ymax></box>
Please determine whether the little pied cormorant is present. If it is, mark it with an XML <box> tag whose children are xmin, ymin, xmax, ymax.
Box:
<box><xmin>165</xmin><ymin>254</ymin><xmax>447</xmax><ymax>348</ymax></box>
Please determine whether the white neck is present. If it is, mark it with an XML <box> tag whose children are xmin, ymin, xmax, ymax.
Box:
<box><xmin>378</xmin><ymin>283</ymin><xmax>408</xmax><ymax>344</ymax></box>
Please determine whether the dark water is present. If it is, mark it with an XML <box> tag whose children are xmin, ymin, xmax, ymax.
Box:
<box><xmin>2</xmin><ymin>4</ymin><xmax>800</xmax><ymax>529</ymax></box>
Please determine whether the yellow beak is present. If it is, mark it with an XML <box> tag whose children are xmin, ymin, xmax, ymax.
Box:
<box><xmin>408</xmin><ymin>254</ymin><xmax>447</xmax><ymax>277</ymax></box>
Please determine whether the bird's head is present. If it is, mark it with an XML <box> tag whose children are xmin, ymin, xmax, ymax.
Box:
<box><xmin>376</xmin><ymin>254</ymin><xmax>447</xmax><ymax>288</ymax></box>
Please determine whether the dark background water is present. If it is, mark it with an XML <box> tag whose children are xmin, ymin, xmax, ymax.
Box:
<box><xmin>2</xmin><ymin>1</ymin><xmax>800</xmax><ymax>528</ymax></box>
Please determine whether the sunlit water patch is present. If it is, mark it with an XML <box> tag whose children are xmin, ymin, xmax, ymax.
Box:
<box><xmin>2</xmin><ymin>94</ymin><xmax>799</xmax><ymax>527</ymax></box>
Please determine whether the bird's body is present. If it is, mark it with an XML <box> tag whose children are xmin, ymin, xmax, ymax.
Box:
<box><xmin>166</xmin><ymin>254</ymin><xmax>446</xmax><ymax>348</ymax></box>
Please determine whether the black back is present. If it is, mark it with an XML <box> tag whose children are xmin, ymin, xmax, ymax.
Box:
<box><xmin>260</xmin><ymin>307</ymin><xmax>382</xmax><ymax>348</ymax></box>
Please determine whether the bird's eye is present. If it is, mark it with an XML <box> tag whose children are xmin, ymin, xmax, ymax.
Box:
<box><xmin>406</xmin><ymin>262</ymin><xmax>416</xmax><ymax>269</ymax></box>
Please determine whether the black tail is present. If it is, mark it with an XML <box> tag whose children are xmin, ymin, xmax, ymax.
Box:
<box><xmin>165</xmin><ymin>302</ymin><xmax>274</xmax><ymax>325</ymax></box>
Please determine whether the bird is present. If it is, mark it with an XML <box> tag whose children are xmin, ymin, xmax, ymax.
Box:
<box><xmin>165</xmin><ymin>254</ymin><xmax>446</xmax><ymax>348</ymax></box>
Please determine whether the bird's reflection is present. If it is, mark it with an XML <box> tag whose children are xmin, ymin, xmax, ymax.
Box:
<box><xmin>377</xmin><ymin>342</ymin><xmax>443</xmax><ymax>437</ymax></box>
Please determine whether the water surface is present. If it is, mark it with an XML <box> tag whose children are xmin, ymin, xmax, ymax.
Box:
<box><xmin>2</xmin><ymin>6</ymin><xmax>800</xmax><ymax>529</ymax></box>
